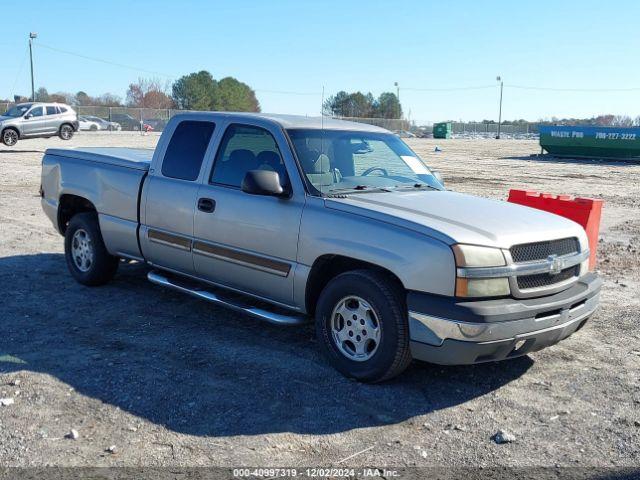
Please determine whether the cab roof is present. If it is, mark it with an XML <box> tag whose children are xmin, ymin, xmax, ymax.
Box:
<box><xmin>172</xmin><ymin>111</ymin><xmax>390</xmax><ymax>133</ymax></box>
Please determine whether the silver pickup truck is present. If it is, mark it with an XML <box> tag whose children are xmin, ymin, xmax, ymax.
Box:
<box><xmin>41</xmin><ymin>112</ymin><xmax>601</xmax><ymax>382</ymax></box>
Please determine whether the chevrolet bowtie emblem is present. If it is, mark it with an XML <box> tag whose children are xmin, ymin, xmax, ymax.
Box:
<box><xmin>547</xmin><ymin>254</ymin><xmax>564</xmax><ymax>275</ymax></box>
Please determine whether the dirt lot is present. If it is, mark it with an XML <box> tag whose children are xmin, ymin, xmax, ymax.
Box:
<box><xmin>0</xmin><ymin>132</ymin><xmax>639</xmax><ymax>470</ymax></box>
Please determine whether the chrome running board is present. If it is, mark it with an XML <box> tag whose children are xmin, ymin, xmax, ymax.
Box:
<box><xmin>147</xmin><ymin>270</ymin><xmax>308</xmax><ymax>326</ymax></box>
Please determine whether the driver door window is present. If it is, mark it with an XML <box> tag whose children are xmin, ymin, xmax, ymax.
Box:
<box><xmin>23</xmin><ymin>106</ymin><xmax>46</xmax><ymax>135</ymax></box>
<box><xmin>210</xmin><ymin>124</ymin><xmax>289</xmax><ymax>188</ymax></box>
<box><xmin>28</xmin><ymin>106</ymin><xmax>44</xmax><ymax>117</ymax></box>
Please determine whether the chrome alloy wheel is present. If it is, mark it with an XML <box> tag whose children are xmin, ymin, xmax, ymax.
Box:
<box><xmin>60</xmin><ymin>125</ymin><xmax>73</xmax><ymax>140</ymax></box>
<box><xmin>71</xmin><ymin>228</ymin><xmax>94</xmax><ymax>272</ymax></box>
<box><xmin>330</xmin><ymin>296</ymin><xmax>381</xmax><ymax>362</ymax></box>
<box><xmin>2</xmin><ymin>129</ymin><xmax>18</xmax><ymax>146</ymax></box>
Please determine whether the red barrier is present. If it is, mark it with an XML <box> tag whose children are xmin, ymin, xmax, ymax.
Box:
<box><xmin>507</xmin><ymin>189</ymin><xmax>603</xmax><ymax>270</ymax></box>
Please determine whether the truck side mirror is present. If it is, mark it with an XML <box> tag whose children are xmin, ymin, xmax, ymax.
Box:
<box><xmin>241</xmin><ymin>170</ymin><xmax>288</xmax><ymax>197</ymax></box>
<box><xmin>24</xmin><ymin>113</ymin><xmax>33</xmax><ymax>120</ymax></box>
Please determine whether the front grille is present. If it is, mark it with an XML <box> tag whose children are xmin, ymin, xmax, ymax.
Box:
<box><xmin>510</xmin><ymin>237</ymin><xmax>579</xmax><ymax>263</ymax></box>
<box><xmin>517</xmin><ymin>265</ymin><xmax>579</xmax><ymax>290</ymax></box>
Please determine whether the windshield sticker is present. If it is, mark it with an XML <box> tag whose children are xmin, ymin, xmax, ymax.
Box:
<box><xmin>401</xmin><ymin>155</ymin><xmax>429</xmax><ymax>174</ymax></box>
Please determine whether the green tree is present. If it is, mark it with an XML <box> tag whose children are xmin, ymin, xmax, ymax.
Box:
<box><xmin>35</xmin><ymin>87</ymin><xmax>50</xmax><ymax>102</ymax></box>
<box><xmin>374</xmin><ymin>92</ymin><xmax>402</xmax><ymax>119</ymax></box>
<box><xmin>324</xmin><ymin>91</ymin><xmax>374</xmax><ymax>117</ymax></box>
<box><xmin>75</xmin><ymin>91</ymin><xmax>92</xmax><ymax>106</ymax></box>
<box><xmin>213</xmin><ymin>77</ymin><xmax>260</xmax><ymax>112</ymax></box>
<box><xmin>324</xmin><ymin>90</ymin><xmax>402</xmax><ymax>118</ymax></box>
<box><xmin>171</xmin><ymin>71</ymin><xmax>218</xmax><ymax>110</ymax></box>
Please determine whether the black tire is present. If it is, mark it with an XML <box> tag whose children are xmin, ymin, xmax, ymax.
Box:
<box><xmin>90</xmin><ymin>125</ymin><xmax>98</xmax><ymax>131</ymax></box>
<box><xmin>59</xmin><ymin>124</ymin><xmax>74</xmax><ymax>140</ymax></box>
<box><xmin>64</xmin><ymin>213</ymin><xmax>119</xmax><ymax>286</ymax></box>
<box><xmin>315</xmin><ymin>269</ymin><xmax>412</xmax><ymax>383</ymax></box>
<box><xmin>2</xmin><ymin>128</ymin><xmax>19</xmax><ymax>146</ymax></box>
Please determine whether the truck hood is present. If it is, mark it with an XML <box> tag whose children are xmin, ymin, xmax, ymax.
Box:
<box><xmin>325</xmin><ymin>190</ymin><xmax>586</xmax><ymax>249</ymax></box>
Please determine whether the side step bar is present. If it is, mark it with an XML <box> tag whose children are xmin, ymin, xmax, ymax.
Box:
<box><xmin>147</xmin><ymin>270</ymin><xmax>308</xmax><ymax>326</ymax></box>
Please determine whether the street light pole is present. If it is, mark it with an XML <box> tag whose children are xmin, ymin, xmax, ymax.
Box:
<box><xmin>29</xmin><ymin>32</ymin><xmax>38</xmax><ymax>101</ymax></box>
<box><xmin>394</xmin><ymin>81</ymin><xmax>400</xmax><ymax>119</ymax></box>
<box><xmin>496</xmin><ymin>76</ymin><xmax>503</xmax><ymax>139</ymax></box>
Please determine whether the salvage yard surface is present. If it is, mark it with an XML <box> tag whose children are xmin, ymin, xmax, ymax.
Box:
<box><xmin>0</xmin><ymin>133</ymin><xmax>639</xmax><ymax>468</ymax></box>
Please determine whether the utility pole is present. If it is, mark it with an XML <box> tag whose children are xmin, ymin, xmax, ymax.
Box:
<box><xmin>496</xmin><ymin>76</ymin><xmax>503</xmax><ymax>139</ymax></box>
<box><xmin>394</xmin><ymin>81</ymin><xmax>400</xmax><ymax>119</ymax></box>
<box><xmin>29</xmin><ymin>32</ymin><xmax>38</xmax><ymax>101</ymax></box>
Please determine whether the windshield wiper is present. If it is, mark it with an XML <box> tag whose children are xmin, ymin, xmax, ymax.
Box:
<box><xmin>394</xmin><ymin>183</ymin><xmax>439</xmax><ymax>191</ymax></box>
<box><xmin>325</xmin><ymin>185</ymin><xmax>393</xmax><ymax>196</ymax></box>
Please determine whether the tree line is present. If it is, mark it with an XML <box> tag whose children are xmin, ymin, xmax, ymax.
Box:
<box><xmin>427</xmin><ymin>115</ymin><xmax>640</xmax><ymax>127</ymax></box>
<box><xmin>323</xmin><ymin>91</ymin><xmax>403</xmax><ymax>119</ymax></box>
<box><xmin>2</xmin><ymin>70</ymin><xmax>261</xmax><ymax>112</ymax></box>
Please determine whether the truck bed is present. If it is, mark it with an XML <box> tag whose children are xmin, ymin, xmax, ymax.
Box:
<box><xmin>41</xmin><ymin>147</ymin><xmax>153</xmax><ymax>261</ymax></box>
<box><xmin>44</xmin><ymin>147</ymin><xmax>153</xmax><ymax>171</ymax></box>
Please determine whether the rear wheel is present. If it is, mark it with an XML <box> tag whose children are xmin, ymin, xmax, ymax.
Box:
<box><xmin>2</xmin><ymin>128</ymin><xmax>19</xmax><ymax>146</ymax></box>
<box><xmin>64</xmin><ymin>213</ymin><xmax>119</xmax><ymax>286</ymax></box>
<box><xmin>315</xmin><ymin>270</ymin><xmax>412</xmax><ymax>382</ymax></box>
<box><xmin>59</xmin><ymin>124</ymin><xmax>74</xmax><ymax>140</ymax></box>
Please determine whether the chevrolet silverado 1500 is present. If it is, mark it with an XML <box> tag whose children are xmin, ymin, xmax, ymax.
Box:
<box><xmin>41</xmin><ymin>113</ymin><xmax>601</xmax><ymax>382</ymax></box>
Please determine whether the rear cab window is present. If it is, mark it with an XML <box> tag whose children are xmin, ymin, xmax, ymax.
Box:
<box><xmin>161</xmin><ymin>120</ymin><xmax>215</xmax><ymax>181</ymax></box>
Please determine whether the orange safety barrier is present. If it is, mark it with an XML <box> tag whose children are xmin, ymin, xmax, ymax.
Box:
<box><xmin>507</xmin><ymin>189</ymin><xmax>603</xmax><ymax>270</ymax></box>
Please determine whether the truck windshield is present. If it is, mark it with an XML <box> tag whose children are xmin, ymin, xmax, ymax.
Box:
<box><xmin>287</xmin><ymin>129</ymin><xmax>443</xmax><ymax>195</ymax></box>
<box><xmin>3</xmin><ymin>105</ymin><xmax>32</xmax><ymax>117</ymax></box>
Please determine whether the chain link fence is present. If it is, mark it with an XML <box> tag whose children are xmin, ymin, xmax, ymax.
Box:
<box><xmin>0</xmin><ymin>102</ymin><xmax>540</xmax><ymax>136</ymax></box>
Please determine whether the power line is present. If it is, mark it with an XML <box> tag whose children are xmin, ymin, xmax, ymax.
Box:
<box><xmin>254</xmin><ymin>88</ymin><xmax>320</xmax><ymax>96</ymax></box>
<box><xmin>36</xmin><ymin>42</ymin><xmax>176</xmax><ymax>79</ymax></box>
<box><xmin>28</xmin><ymin>42</ymin><xmax>640</xmax><ymax>97</ymax></box>
<box><xmin>506</xmin><ymin>84</ymin><xmax>640</xmax><ymax>92</ymax></box>
<box><xmin>36</xmin><ymin>42</ymin><xmax>322</xmax><ymax>96</ymax></box>
<box><xmin>401</xmin><ymin>85</ymin><xmax>496</xmax><ymax>92</ymax></box>
<box><xmin>10</xmin><ymin>46</ymin><xmax>29</xmax><ymax>99</ymax></box>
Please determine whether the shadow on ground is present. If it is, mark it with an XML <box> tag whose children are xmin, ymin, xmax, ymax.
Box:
<box><xmin>501</xmin><ymin>154</ymin><xmax>640</xmax><ymax>166</ymax></box>
<box><xmin>0</xmin><ymin>149</ymin><xmax>44</xmax><ymax>154</ymax></box>
<box><xmin>0</xmin><ymin>253</ymin><xmax>532</xmax><ymax>437</ymax></box>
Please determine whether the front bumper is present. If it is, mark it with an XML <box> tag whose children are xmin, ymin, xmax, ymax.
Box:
<box><xmin>408</xmin><ymin>273</ymin><xmax>602</xmax><ymax>365</ymax></box>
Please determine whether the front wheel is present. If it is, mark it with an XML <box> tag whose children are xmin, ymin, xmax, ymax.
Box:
<box><xmin>64</xmin><ymin>213</ymin><xmax>119</xmax><ymax>286</ymax></box>
<box><xmin>59</xmin><ymin>124</ymin><xmax>74</xmax><ymax>140</ymax></box>
<box><xmin>315</xmin><ymin>270</ymin><xmax>412</xmax><ymax>382</ymax></box>
<box><xmin>2</xmin><ymin>129</ymin><xmax>19</xmax><ymax>146</ymax></box>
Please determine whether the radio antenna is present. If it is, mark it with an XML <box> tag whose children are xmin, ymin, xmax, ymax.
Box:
<box><xmin>320</xmin><ymin>85</ymin><xmax>325</xmax><ymax>129</ymax></box>
<box><xmin>320</xmin><ymin>85</ymin><xmax>325</xmax><ymax>194</ymax></box>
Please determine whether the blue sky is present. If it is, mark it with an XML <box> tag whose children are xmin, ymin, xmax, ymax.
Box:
<box><xmin>2</xmin><ymin>0</ymin><xmax>639</xmax><ymax>123</ymax></box>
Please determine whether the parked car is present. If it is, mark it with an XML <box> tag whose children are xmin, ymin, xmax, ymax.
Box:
<box><xmin>109</xmin><ymin>113</ymin><xmax>141</xmax><ymax>131</ymax></box>
<box><xmin>0</xmin><ymin>102</ymin><xmax>79</xmax><ymax>146</ymax></box>
<box><xmin>78</xmin><ymin>116</ymin><xmax>102</xmax><ymax>131</ymax></box>
<box><xmin>393</xmin><ymin>130</ymin><xmax>416</xmax><ymax>138</ymax></box>
<box><xmin>83</xmin><ymin>115</ymin><xmax>121</xmax><ymax>131</ymax></box>
<box><xmin>40</xmin><ymin>113</ymin><xmax>601</xmax><ymax>382</ymax></box>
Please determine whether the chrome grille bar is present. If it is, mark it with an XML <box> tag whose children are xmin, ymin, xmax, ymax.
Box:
<box><xmin>457</xmin><ymin>249</ymin><xmax>589</xmax><ymax>279</ymax></box>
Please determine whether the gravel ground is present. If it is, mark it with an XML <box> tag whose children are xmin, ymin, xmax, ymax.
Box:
<box><xmin>0</xmin><ymin>132</ymin><xmax>639</xmax><ymax>470</ymax></box>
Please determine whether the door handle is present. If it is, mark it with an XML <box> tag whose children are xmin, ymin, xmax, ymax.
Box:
<box><xmin>197</xmin><ymin>197</ymin><xmax>216</xmax><ymax>213</ymax></box>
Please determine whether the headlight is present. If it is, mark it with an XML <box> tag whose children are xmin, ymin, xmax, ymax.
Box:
<box><xmin>452</xmin><ymin>244</ymin><xmax>506</xmax><ymax>267</ymax></box>
<box><xmin>452</xmin><ymin>244</ymin><xmax>510</xmax><ymax>298</ymax></box>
